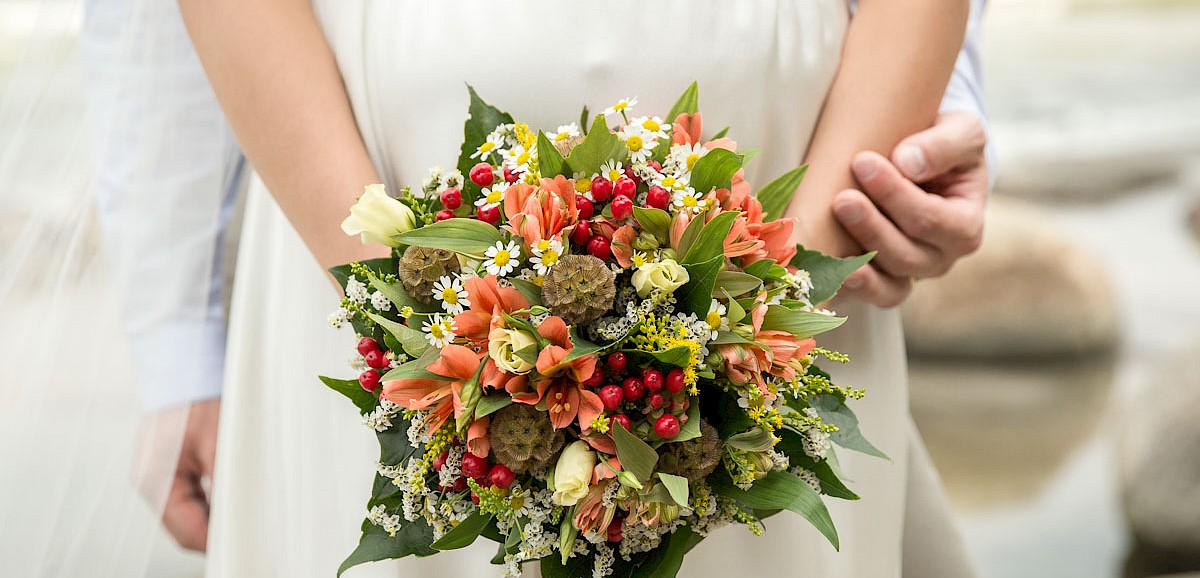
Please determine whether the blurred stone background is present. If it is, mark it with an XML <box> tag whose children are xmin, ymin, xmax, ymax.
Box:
<box><xmin>3</xmin><ymin>0</ymin><xmax>1200</xmax><ymax>577</ymax></box>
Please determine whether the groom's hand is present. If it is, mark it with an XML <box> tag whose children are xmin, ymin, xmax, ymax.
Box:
<box><xmin>135</xmin><ymin>399</ymin><xmax>220</xmax><ymax>552</ymax></box>
<box><xmin>833</xmin><ymin>111</ymin><xmax>989</xmax><ymax>307</ymax></box>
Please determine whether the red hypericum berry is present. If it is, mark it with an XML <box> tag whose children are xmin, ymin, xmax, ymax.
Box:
<box><xmin>570</xmin><ymin>223</ymin><xmax>592</xmax><ymax>247</ymax></box>
<box><xmin>451</xmin><ymin>476</ymin><xmax>469</xmax><ymax>493</ymax></box>
<box><xmin>435</xmin><ymin>209</ymin><xmax>456</xmax><ymax>222</ymax></box>
<box><xmin>576</xmin><ymin>197</ymin><xmax>595</xmax><ymax>220</ymax></box>
<box><xmin>590</xmin><ymin>177</ymin><xmax>613</xmax><ymax>201</ymax></box>
<box><xmin>503</xmin><ymin>167</ymin><xmax>521</xmax><ymax>184</ymax></box>
<box><xmin>471</xmin><ymin>492</ymin><xmax>481</xmax><ymax>504</ymax></box>
<box><xmin>461</xmin><ymin>452</ymin><xmax>490</xmax><ymax>479</ymax></box>
<box><xmin>588</xmin><ymin>236</ymin><xmax>612</xmax><ymax>261</ymax></box>
<box><xmin>358</xmin><ymin>369</ymin><xmax>380</xmax><ymax>392</ymax></box>
<box><xmin>607</xmin><ymin>352</ymin><xmax>628</xmax><ymax>373</ymax></box>
<box><xmin>611</xmin><ymin>195</ymin><xmax>633</xmax><ymax>220</ymax></box>
<box><xmin>648</xmin><ymin>392</ymin><xmax>665</xmax><ymax>409</ymax></box>
<box><xmin>654</xmin><ymin>413</ymin><xmax>680</xmax><ymax>439</ymax></box>
<box><xmin>622</xmin><ymin>166</ymin><xmax>642</xmax><ymax>185</ymax></box>
<box><xmin>599</xmin><ymin>385</ymin><xmax>624</xmax><ymax>411</ymax></box>
<box><xmin>610</xmin><ymin>413</ymin><xmax>632</xmax><ymax>432</ymax></box>
<box><xmin>606</xmin><ymin>519</ymin><xmax>623</xmax><ymax>542</ymax></box>
<box><xmin>440</xmin><ymin>187</ymin><xmax>462</xmax><ymax>209</ymax></box>
<box><xmin>646</xmin><ymin>186</ymin><xmax>671</xmax><ymax>210</ymax></box>
<box><xmin>356</xmin><ymin>337</ymin><xmax>380</xmax><ymax>357</ymax></box>
<box><xmin>470</xmin><ymin>162</ymin><xmax>495</xmax><ymax>187</ymax></box>
<box><xmin>647</xmin><ymin>160</ymin><xmax>662</xmax><ymax>173</ymax></box>
<box><xmin>432</xmin><ymin>450</ymin><xmax>449</xmax><ymax>472</ymax></box>
<box><xmin>642</xmin><ymin>368</ymin><xmax>663</xmax><ymax>391</ymax></box>
<box><xmin>614</xmin><ymin>177</ymin><xmax>637</xmax><ymax>199</ymax></box>
<box><xmin>665</xmin><ymin>368</ymin><xmax>686</xmax><ymax>393</ymax></box>
<box><xmin>583</xmin><ymin>369</ymin><xmax>604</xmax><ymax>389</ymax></box>
<box><xmin>622</xmin><ymin>377</ymin><xmax>645</xmax><ymax>402</ymax></box>
<box><xmin>477</xmin><ymin>205</ymin><xmax>501</xmax><ymax>225</ymax></box>
<box><xmin>488</xmin><ymin>464</ymin><xmax>516</xmax><ymax>489</ymax></box>
<box><xmin>364</xmin><ymin>349</ymin><xmax>388</xmax><ymax>369</ymax></box>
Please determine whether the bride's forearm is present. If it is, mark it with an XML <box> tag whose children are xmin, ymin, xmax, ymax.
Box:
<box><xmin>178</xmin><ymin>0</ymin><xmax>385</xmax><ymax>271</ymax></box>
<box><xmin>786</xmin><ymin>0</ymin><xmax>969</xmax><ymax>257</ymax></box>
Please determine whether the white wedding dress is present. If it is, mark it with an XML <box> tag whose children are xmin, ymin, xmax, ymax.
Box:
<box><xmin>207</xmin><ymin>1</ymin><xmax>915</xmax><ymax>576</ymax></box>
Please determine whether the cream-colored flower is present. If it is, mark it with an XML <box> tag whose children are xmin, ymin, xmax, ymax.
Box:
<box><xmin>631</xmin><ymin>259</ymin><xmax>690</xmax><ymax>298</ymax></box>
<box><xmin>551</xmin><ymin>441</ymin><xmax>596</xmax><ymax>507</ymax></box>
<box><xmin>340</xmin><ymin>184</ymin><xmax>416</xmax><ymax>247</ymax></box>
<box><xmin>487</xmin><ymin>326</ymin><xmax>538</xmax><ymax>375</ymax></box>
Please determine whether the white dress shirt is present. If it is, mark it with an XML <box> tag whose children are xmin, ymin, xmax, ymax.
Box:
<box><xmin>87</xmin><ymin>0</ymin><xmax>990</xmax><ymax>412</ymax></box>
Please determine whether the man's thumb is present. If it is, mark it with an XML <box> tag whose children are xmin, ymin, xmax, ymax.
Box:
<box><xmin>892</xmin><ymin>111</ymin><xmax>986</xmax><ymax>183</ymax></box>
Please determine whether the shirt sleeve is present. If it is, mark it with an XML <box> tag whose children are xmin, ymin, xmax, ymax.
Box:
<box><xmin>82</xmin><ymin>0</ymin><xmax>243</xmax><ymax>412</ymax></box>
<box><xmin>939</xmin><ymin>0</ymin><xmax>996</xmax><ymax>177</ymax></box>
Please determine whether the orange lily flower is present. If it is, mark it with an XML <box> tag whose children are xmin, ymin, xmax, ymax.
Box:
<box><xmin>453</xmin><ymin>275</ymin><xmax>529</xmax><ymax>346</ymax></box>
<box><xmin>503</xmin><ymin>175</ymin><xmax>578</xmax><ymax>251</ymax></box>
<box><xmin>516</xmin><ymin>316</ymin><xmax>603</xmax><ymax>431</ymax></box>
<box><xmin>381</xmin><ymin>344</ymin><xmax>482</xmax><ymax>437</ymax></box>
<box><xmin>715</xmin><ymin>293</ymin><xmax>815</xmax><ymax>396</ymax></box>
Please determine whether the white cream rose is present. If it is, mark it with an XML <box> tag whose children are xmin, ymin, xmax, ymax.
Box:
<box><xmin>631</xmin><ymin>258</ymin><xmax>690</xmax><ymax>298</ymax></box>
<box><xmin>487</xmin><ymin>326</ymin><xmax>538</xmax><ymax>375</ymax></box>
<box><xmin>551</xmin><ymin>441</ymin><xmax>596</xmax><ymax>507</ymax></box>
<box><xmin>340</xmin><ymin>184</ymin><xmax>417</xmax><ymax>247</ymax></box>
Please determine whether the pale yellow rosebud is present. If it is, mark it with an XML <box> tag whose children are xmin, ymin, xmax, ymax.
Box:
<box><xmin>551</xmin><ymin>441</ymin><xmax>596</xmax><ymax>507</ymax></box>
<box><xmin>487</xmin><ymin>326</ymin><xmax>538</xmax><ymax>375</ymax></box>
<box><xmin>631</xmin><ymin>259</ymin><xmax>690</xmax><ymax>298</ymax></box>
<box><xmin>340</xmin><ymin>184</ymin><xmax>417</xmax><ymax>247</ymax></box>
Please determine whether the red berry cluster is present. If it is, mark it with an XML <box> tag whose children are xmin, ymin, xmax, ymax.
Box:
<box><xmin>432</xmin><ymin>446</ymin><xmax>516</xmax><ymax>502</ymax></box>
<box><xmin>356</xmin><ymin>336</ymin><xmax>389</xmax><ymax>392</ymax></box>
<box><xmin>585</xmin><ymin>352</ymin><xmax>689</xmax><ymax>440</ymax></box>
<box><xmin>569</xmin><ymin>161</ymin><xmax>671</xmax><ymax>263</ymax></box>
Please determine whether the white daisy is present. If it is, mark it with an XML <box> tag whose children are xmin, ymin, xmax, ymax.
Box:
<box><xmin>671</xmin><ymin>188</ymin><xmax>705</xmax><ymax>214</ymax></box>
<box><xmin>529</xmin><ymin>238</ymin><xmax>563</xmax><ymax>275</ymax></box>
<box><xmin>484</xmin><ymin>240</ymin><xmax>522</xmax><ymax>277</ymax></box>
<box><xmin>602</xmin><ymin>96</ymin><xmax>638</xmax><ymax>118</ymax></box>
<box><xmin>474</xmin><ymin>181</ymin><xmax>509</xmax><ymax>210</ymax></box>
<box><xmin>653</xmin><ymin>173</ymin><xmax>690</xmax><ymax>192</ymax></box>
<box><xmin>667</xmin><ymin>143</ymin><xmax>709</xmax><ymax>174</ymax></box>
<box><xmin>550</xmin><ymin>123</ymin><xmax>581</xmax><ymax>143</ymax></box>
<box><xmin>502</xmin><ymin>144</ymin><xmax>534</xmax><ymax>175</ymax></box>
<box><xmin>422</xmin><ymin>314</ymin><xmax>457</xmax><ymax>348</ymax></box>
<box><xmin>617</xmin><ymin>124</ymin><xmax>657</xmax><ymax>164</ymax></box>
<box><xmin>705</xmin><ymin>300</ymin><xmax>729</xmax><ymax>340</ymax></box>
<box><xmin>631</xmin><ymin>251</ymin><xmax>648</xmax><ymax>269</ymax></box>
<box><xmin>599</xmin><ymin>160</ymin><xmax>625</xmax><ymax>184</ymax></box>
<box><xmin>471</xmin><ymin>133</ymin><xmax>505</xmax><ymax>161</ymax></box>
<box><xmin>630</xmin><ymin>116</ymin><xmax>670</xmax><ymax>140</ymax></box>
<box><xmin>432</xmin><ymin>275</ymin><xmax>470</xmax><ymax>315</ymax></box>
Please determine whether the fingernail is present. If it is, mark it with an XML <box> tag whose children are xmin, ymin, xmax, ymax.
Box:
<box><xmin>851</xmin><ymin>156</ymin><xmax>877</xmax><ymax>181</ymax></box>
<box><xmin>896</xmin><ymin>145</ymin><xmax>927</xmax><ymax>178</ymax></box>
<box><xmin>834</xmin><ymin>200</ymin><xmax>864</xmax><ymax>224</ymax></box>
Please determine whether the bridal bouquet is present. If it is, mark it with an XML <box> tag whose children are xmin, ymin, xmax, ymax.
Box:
<box><xmin>321</xmin><ymin>84</ymin><xmax>882</xmax><ymax>578</ymax></box>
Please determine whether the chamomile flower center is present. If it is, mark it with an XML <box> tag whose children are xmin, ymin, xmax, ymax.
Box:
<box><xmin>686</xmin><ymin>153</ymin><xmax>701</xmax><ymax>171</ymax></box>
<box><xmin>682</xmin><ymin>195</ymin><xmax>698</xmax><ymax>207</ymax></box>
<box><xmin>626</xmin><ymin>135</ymin><xmax>644</xmax><ymax>152</ymax></box>
<box><xmin>478</xmin><ymin>142</ymin><xmax>495</xmax><ymax>154</ymax></box>
<box><xmin>429</xmin><ymin>323</ymin><xmax>445</xmax><ymax>338</ymax></box>
<box><xmin>493</xmin><ymin>250</ymin><xmax>511</xmax><ymax>267</ymax></box>
<box><xmin>486</xmin><ymin>189</ymin><xmax>504</xmax><ymax>204</ymax></box>
<box><xmin>536</xmin><ymin>239</ymin><xmax>552</xmax><ymax>252</ymax></box>
<box><xmin>706</xmin><ymin>311</ymin><xmax>722</xmax><ymax>330</ymax></box>
<box><xmin>540</xmin><ymin>250</ymin><xmax>559</xmax><ymax>267</ymax></box>
<box><xmin>661</xmin><ymin>176</ymin><xmax>677</xmax><ymax>189</ymax></box>
<box><xmin>642</xmin><ymin>119</ymin><xmax>661</xmax><ymax>132</ymax></box>
<box><xmin>441</xmin><ymin>287</ymin><xmax>459</xmax><ymax>304</ymax></box>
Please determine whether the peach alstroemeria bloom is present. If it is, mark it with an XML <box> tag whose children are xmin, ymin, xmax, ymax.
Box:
<box><xmin>712</xmin><ymin>184</ymin><xmax>796</xmax><ymax>266</ymax></box>
<box><xmin>714</xmin><ymin>292</ymin><xmax>813</xmax><ymax>396</ymax></box>
<box><xmin>610</xmin><ymin>224</ymin><xmax>638</xmax><ymax>268</ymax></box>
<box><xmin>574</xmin><ymin>479</ymin><xmax>618</xmax><ymax>535</ymax></box>
<box><xmin>453</xmin><ymin>275</ymin><xmax>529</xmax><ymax>345</ymax></box>
<box><xmin>381</xmin><ymin>344</ymin><xmax>482</xmax><ymax>437</ymax></box>
<box><xmin>519</xmin><ymin>316</ymin><xmax>603</xmax><ymax>431</ymax></box>
<box><xmin>503</xmin><ymin>175</ymin><xmax>578</xmax><ymax>250</ymax></box>
<box><xmin>670</xmin><ymin>112</ymin><xmax>737</xmax><ymax>151</ymax></box>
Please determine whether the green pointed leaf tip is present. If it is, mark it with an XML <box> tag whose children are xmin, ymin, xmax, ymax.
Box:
<box><xmin>712</xmin><ymin>470</ymin><xmax>840</xmax><ymax>550</ymax></box>
<box><xmin>393</xmin><ymin>218</ymin><xmax>503</xmax><ymax>256</ymax></box>
<box><xmin>319</xmin><ymin>376</ymin><xmax>377</xmax><ymax>414</ymax></box>
<box><xmin>651</xmin><ymin>81</ymin><xmax>701</xmax><ymax>161</ymax></box>
<box><xmin>537</xmin><ymin>130</ymin><xmax>567</xmax><ymax>178</ymax></box>
<box><xmin>678</xmin><ymin>255</ymin><xmax>724</xmax><ymax>318</ymax></box>
<box><xmin>611</xmin><ymin>422</ymin><xmax>659</xmax><ymax>484</ymax></box>
<box><xmin>457</xmin><ymin>85</ymin><xmax>515</xmax><ymax>198</ymax></box>
<box><xmin>810</xmin><ymin>394</ymin><xmax>888</xmax><ymax>459</ymax></box>
<box><xmin>657</xmin><ymin>473</ymin><xmax>691</xmax><ymax>506</ymax></box>
<box><xmin>431</xmin><ymin>512</ymin><xmax>493</xmax><ymax>550</ymax></box>
<box><xmin>365</xmin><ymin>311</ymin><xmax>429</xmax><ymax>358</ymax></box>
<box><xmin>337</xmin><ymin>520</ymin><xmax>436</xmax><ymax>576</ymax></box>
<box><xmin>790</xmin><ymin>248</ymin><xmax>875</xmax><ymax>305</ymax></box>
<box><xmin>714</xmin><ymin>271</ymin><xmax>762</xmax><ymax>297</ymax></box>
<box><xmin>756</xmin><ymin>165</ymin><xmax>808</xmax><ymax>222</ymax></box>
<box><xmin>759</xmin><ymin>306</ymin><xmax>846</xmax><ymax>339</ymax></box>
<box><xmin>633</xmin><ymin>207</ymin><xmax>672</xmax><ymax>241</ymax></box>
<box><xmin>566</xmin><ymin>114</ymin><xmax>625</xmax><ymax>175</ymax></box>
<box><xmin>688</xmin><ymin>148</ymin><xmax>742</xmax><ymax>194</ymax></box>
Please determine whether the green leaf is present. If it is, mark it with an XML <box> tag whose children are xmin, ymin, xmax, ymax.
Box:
<box><xmin>688</xmin><ymin>148</ymin><xmax>742</xmax><ymax>194</ymax></box>
<box><xmin>558</xmin><ymin>518</ymin><xmax>578</xmax><ymax>564</ymax></box>
<box><xmin>627</xmin><ymin>526</ymin><xmax>704</xmax><ymax>578</ymax></box>
<box><xmin>739</xmin><ymin>148</ymin><xmax>763</xmax><ymax>166</ymax></box>
<box><xmin>379</xmin><ymin>350</ymin><xmax>443</xmax><ymax>382</ymax></box>
<box><xmin>810</xmin><ymin>394</ymin><xmax>888</xmax><ymax>459</ymax></box>
<box><xmin>562</xmin><ymin>327</ymin><xmax>609</xmax><ymax>364</ymax></box>
<box><xmin>776</xmin><ymin>430</ymin><xmax>860</xmax><ymax>500</ymax></box>
<box><xmin>756</xmin><ymin>166</ymin><xmax>808</xmax><ymax>222</ymax></box>
<box><xmin>632</xmin><ymin>346</ymin><xmax>692</xmax><ymax>368</ymax></box>
<box><xmin>540</xmin><ymin>551</ymin><xmax>592</xmax><ymax>578</ymax></box>
<box><xmin>708</xmin><ymin>331</ymin><xmax>752</xmax><ymax>346</ymax></box>
<box><xmin>431</xmin><ymin>512</ymin><xmax>493</xmax><ymax>551</ymax></box>
<box><xmin>712</xmin><ymin>470</ymin><xmax>840</xmax><ymax>550</ymax></box>
<box><xmin>475</xmin><ymin>393</ymin><xmax>514</xmax><ymax>419</ymax></box>
<box><xmin>678</xmin><ymin>255</ymin><xmax>723</xmax><ymax>318</ymax></box>
<box><xmin>579</xmin><ymin>105</ymin><xmax>590</xmax><ymax>135</ymax></box>
<box><xmin>508</xmin><ymin>278</ymin><xmax>544</xmax><ymax>307</ymax></box>
<box><xmin>710</xmin><ymin>126</ymin><xmax>730</xmax><ymax>140</ymax></box>
<box><xmin>674</xmin><ymin>399</ymin><xmax>702</xmax><ymax>443</ymax></box>
<box><xmin>633</xmin><ymin>207</ymin><xmax>672</xmax><ymax>241</ymax></box>
<box><xmin>714</xmin><ymin>271</ymin><xmax>762</xmax><ymax>297</ymax></box>
<box><xmin>537</xmin><ymin>130</ymin><xmax>568</xmax><ymax>178</ymax></box>
<box><xmin>394</xmin><ymin>218</ymin><xmax>503</xmax><ymax>257</ymax></box>
<box><xmin>611</xmin><ymin>422</ymin><xmax>659</xmax><ymax>484</ymax></box>
<box><xmin>725</xmin><ymin>428</ymin><xmax>775</xmax><ymax>452</ymax></box>
<box><xmin>759</xmin><ymin>306</ymin><xmax>846</xmax><ymax>339</ymax></box>
<box><xmin>457</xmin><ymin>85</ymin><xmax>515</xmax><ymax>199</ymax></box>
<box><xmin>455</xmin><ymin>363</ymin><xmax>487</xmax><ymax>432</ymax></box>
<box><xmin>673</xmin><ymin>210</ymin><xmax>707</xmax><ymax>258</ymax></box>
<box><xmin>681</xmin><ymin>210</ymin><xmax>737</xmax><ymax>265</ymax></box>
<box><xmin>337</xmin><ymin>519</ymin><xmax>436</xmax><ymax>576</ymax></box>
<box><xmin>377</xmin><ymin>422</ymin><xmax>416</xmax><ymax>465</ymax></box>
<box><xmin>566</xmin><ymin>114</ymin><xmax>625</xmax><ymax>175</ymax></box>
<box><xmin>330</xmin><ymin>258</ymin><xmax>396</xmax><ymax>289</ymax></box>
<box><xmin>666</xmin><ymin>81</ymin><xmax>700</xmax><ymax>122</ymax></box>
<box><xmin>657</xmin><ymin>473</ymin><xmax>690</xmax><ymax>507</ymax></box>
<box><xmin>366</xmin><ymin>271</ymin><xmax>436</xmax><ymax>314</ymax></box>
<box><xmin>319</xmin><ymin>376</ymin><xmax>377</xmax><ymax>414</ymax></box>
<box><xmin>790</xmin><ymin>248</ymin><xmax>874</xmax><ymax>304</ymax></box>
<box><xmin>365</xmin><ymin>311</ymin><xmax>429</xmax><ymax>358</ymax></box>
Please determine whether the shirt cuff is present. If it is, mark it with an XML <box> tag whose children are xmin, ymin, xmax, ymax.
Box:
<box><xmin>135</xmin><ymin>319</ymin><xmax>227</xmax><ymax>412</ymax></box>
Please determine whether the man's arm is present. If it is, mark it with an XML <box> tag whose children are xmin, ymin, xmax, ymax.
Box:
<box><xmin>836</xmin><ymin>0</ymin><xmax>992</xmax><ymax>307</ymax></box>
